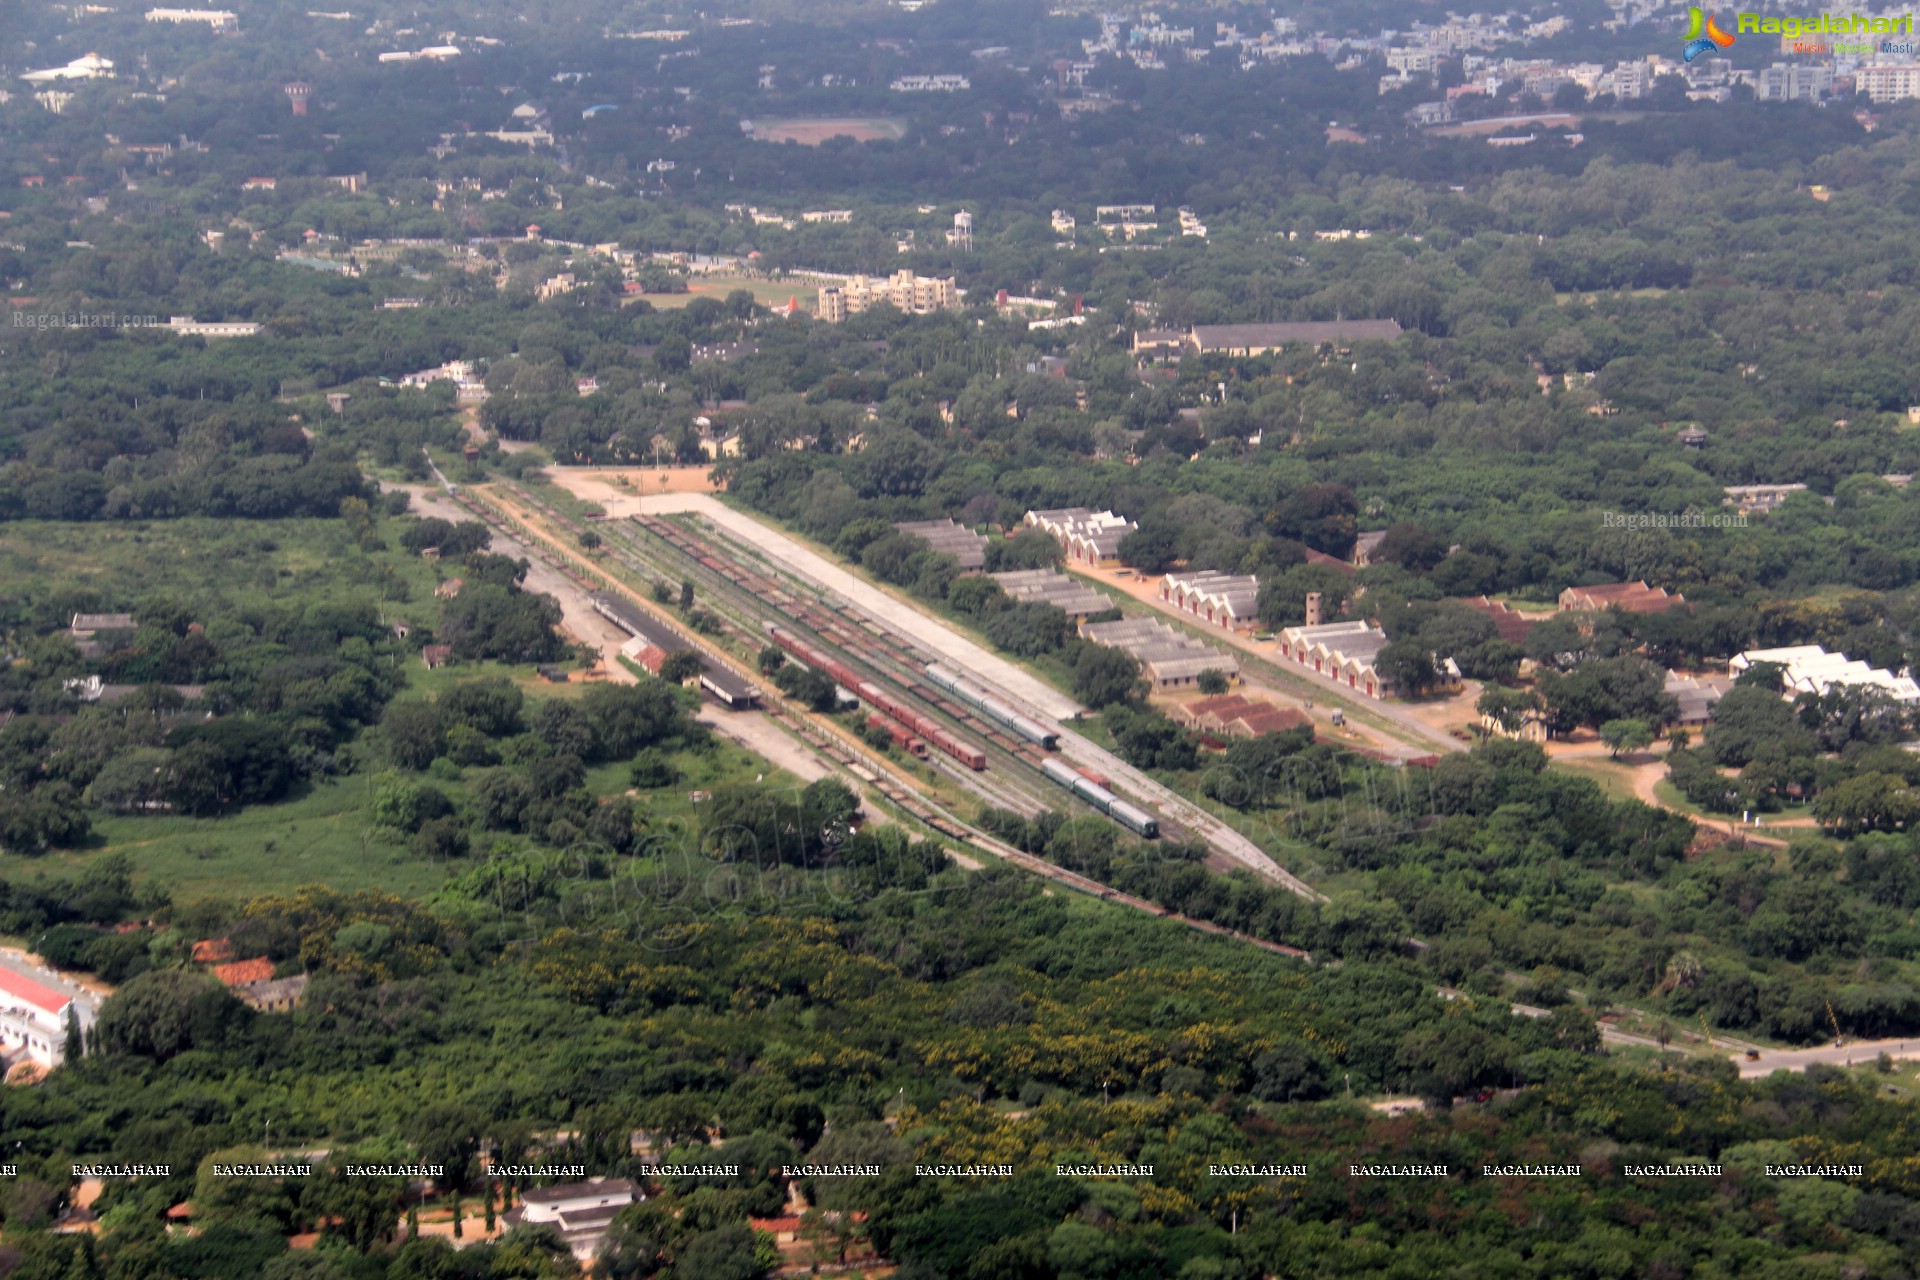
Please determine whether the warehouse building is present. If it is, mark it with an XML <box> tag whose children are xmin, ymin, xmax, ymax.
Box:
<box><xmin>1275</xmin><ymin>619</ymin><xmax>1458</xmax><ymax>699</ymax></box>
<box><xmin>1023</xmin><ymin>507</ymin><xmax>1137</xmax><ymax>568</ymax></box>
<box><xmin>989</xmin><ymin>569</ymin><xmax>1112</xmax><ymax>618</ymax></box>
<box><xmin>1161</xmin><ymin>571</ymin><xmax>1260</xmax><ymax>631</ymax></box>
<box><xmin>893</xmin><ymin>518</ymin><xmax>988</xmax><ymax>571</ymax></box>
<box><xmin>1171</xmin><ymin>694</ymin><xmax>1311</xmax><ymax>740</ymax></box>
<box><xmin>1080</xmin><ymin>618</ymin><xmax>1239</xmax><ymax>689</ymax></box>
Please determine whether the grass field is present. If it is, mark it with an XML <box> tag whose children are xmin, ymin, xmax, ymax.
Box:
<box><xmin>0</xmin><ymin>733</ymin><xmax>795</xmax><ymax>904</ymax></box>
<box><xmin>3</xmin><ymin>776</ymin><xmax>448</xmax><ymax>902</ymax></box>
<box><xmin>0</xmin><ymin>518</ymin><xmax>440</xmax><ymax>613</ymax></box>
<box><xmin>632</xmin><ymin>274</ymin><xmax>818</xmax><ymax>311</ymax></box>
<box><xmin>744</xmin><ymin>116</ymin><xmax>906</xmax><ymax>144</ymax></box>
<box><xmin>0</xmin><ymin>519</ymin><xmax>800</xmax><ymax>903</ymax></box>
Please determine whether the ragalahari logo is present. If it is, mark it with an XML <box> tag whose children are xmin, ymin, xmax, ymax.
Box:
<box><xmin>1684</xmin><ymin>7</ymin><xmax>1738</xmax><ymax>61</ymax></box>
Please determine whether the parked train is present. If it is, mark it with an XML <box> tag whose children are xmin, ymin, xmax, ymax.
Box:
<box><xmin>866</xmin><ymin>713</ymin><xmax>927</xmax><ymax>758</ymax></box>
<box><xmin>765</xmin><ymin>624</ymin><xmax>988</xmax><ymax>770</ymax></box>
<box><xmin>921</xmin><ymin>664</ymin><xmax>1059</xmax><ymax>750</ymax></box>
<box><xmin>1040</xmin><ymin>758</ymin><xmax>1160</xmax><ymax>838</ymax></box>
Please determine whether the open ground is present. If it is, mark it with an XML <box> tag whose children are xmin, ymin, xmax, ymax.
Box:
<box><xmin>744</xmin><ymin>116</ymin><xmax>906</xmax><ymax>144</ymax></box>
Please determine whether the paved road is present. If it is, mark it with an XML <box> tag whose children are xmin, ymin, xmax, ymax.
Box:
<box><xmin>600</xmin><ymin>494</ymin><xmax>1316</xmax><ymax>898</ymax></box>
<box><xmin>1735</xmin><ymin>1038</ymin><xmax>1920</xmax><ymax>1078</ymax></box>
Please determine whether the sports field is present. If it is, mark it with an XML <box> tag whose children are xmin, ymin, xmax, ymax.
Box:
<box><xmin>635</xmin><ymin>274</ymin><xmax>817</xmax><ymax>311</ymax></box>
<box><xmin>744</xmin><ymin>116</ymin><xmax>906</xmax><ymax>144</ymax></box>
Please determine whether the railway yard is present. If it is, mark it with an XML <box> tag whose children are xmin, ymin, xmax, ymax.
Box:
<box><xmin>433</xmin><ymin>469</ymin><xmax>1323</xmax><ymax>956</ymax></box>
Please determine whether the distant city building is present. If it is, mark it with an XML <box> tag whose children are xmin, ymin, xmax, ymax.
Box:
<box><xmin>816</xmin><ymin>271</ymin><xmax>958</xmax><ymax>322</ymax></box>
<box><xmin>1081</xmin><ymin>617</ymin><xmax>1239</xmax><ymax>689</ymax></box>
<box><xmin>1753</xmin><ymin>63</ymin><xmax>1833</xmax><ymax>100</ymax></box>
<box><xmin>1855</xmin><ymin>63</ymin><xmax>1920</xmax><ymax>102</ymax></box>
<box><xmin>400</xmin><ymin>359</ymin><xmax>489</xmax><ymax>402</ymax></box>
<box><xmin>990</xmin><ymin>569</ymin><xmax>1111</xmax><ymax>617</ymax></box>
<box><xmin>167</xmin><ymin>316</ymin><xmax>260</xmax><ymax>337</ymax></box>
<box><xmin>1172</xmin><ymin>693</ymin><xmax>1311</xmax><ymax>740</ymax></box>
<box><xmin>21</xmin><ymin>53</ymin><xmax>115</xmax><ymax>82</ymax></box>
<box><xmin>1723</xmin><ymin>483</ymin><xmax>1808</xmax><ymax>514</ymax></box>
<box><xmin>890</xmin><ymin>74</ymin><xmax>970</xmax><ymax>91</ymax></box>
<box><xmin>504</xmin><ymin>1180</ymin><xmax>642</xmax><ymax>1262</ymax></box>
<box><xmin>146</xmin><ymin>8</ymin><xmax>237</xmax><ymax>28</ymax></box>
<box><xmin>1186</xmin><ymin>320</ymin><xmax>1403</xmax><ymax>356</ymax></box>
<box><xmin>1276</xmin><ymin>619</ymin><xmax>1456</xmax><ymax>699</ymax></box>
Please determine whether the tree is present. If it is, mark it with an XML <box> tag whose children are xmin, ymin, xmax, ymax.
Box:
<box><xmin>674</xmin><ymin>1224</ymin><xmax>770</xmax><ymax>1280</ymax></box>
<box><xmin>659</xmin><ymin>650</ymin><xmax>707</xmax><ymax>683</ymax></box>
<box><xmin>1070</xmin><ymin>644</ymin><xmax>1142</xmax><ymax>709</ymax></box>
<box><xmin>1814</xmin><ymin>773</ymin><xmax>1920</xmax><ymax>835</ymax></box>
<box><xmin>383</xmin><ymin>701</ymin><xmax>446</xmax><ymax>771</ymax></box>
<box><xmin>1709</xmin><ymin>684</ymin><xmax>1814</xmax><ymax>767</ymax></box>
<box><xmin>679</xmin><ymin>579</ymin><xmax>695</xmax><ymax>610</ymax></box>
<box><xmin>1375</xmin><ymin>641</ymin><xmax>1445</xmax><ymax>698</ymax></box>
<box><xmin>94</xmin><ymin>969</ymin><xmax>248</xmax><ymax>1062</ymax></box>
<box><xmin>1196</xmin><ymin>668</ymin><xmax>1230</xmax><ymax>696</ymax></box>
<box><xmin>1598</xmin><ymin>718</ymin><xmax>1654</xmax><ymax>758</ymax></box>
<box><xmin>578</xmin><ymin>530</ymin><xmax>602</xmax><ymax>551</ymax></box>
<box><xmin>1249</xmin><ymin>1044</ymin><xmax>1330</xmax><ymax>1101</ymax></box>
<box><xmin>1537</xmin><ymin>657</ymin><xmax>1675</xmax><ymax>735</ymax></box>
<box><xmin>758</xmin><ymin>645</ymin><xmax>786</xmax><ymax>676</ymax></box>
<box><xmin>1373</xmin><ymin>522</ymin><xmax>1447</xmax><ymax>573</ymax></box>
<box><xmin>1118</xmin><ymin>521</ymin><xmax>1180</xmax><ymax>573</ymax></box>
<box><xmin>1476</xmin><ymin>685</ymin><xmax>1541</xmax><ymax>734</ymax></box>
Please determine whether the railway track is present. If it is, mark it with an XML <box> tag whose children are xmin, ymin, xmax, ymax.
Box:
<box><xmin>468</xmin><ymin>481</ymin><xmax>1321</xmax><ymax>947</ymax></box>
<box><xmin>616</xmin><ymin>503</ymin><xmax>1323</xmax><ymax>897</ymax></box>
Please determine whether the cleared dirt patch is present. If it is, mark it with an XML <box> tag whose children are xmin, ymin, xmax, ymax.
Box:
<box><xmin>745</xmin><ymin>116</ymin><xmax>906</xmax><ymax>144</ymax></box>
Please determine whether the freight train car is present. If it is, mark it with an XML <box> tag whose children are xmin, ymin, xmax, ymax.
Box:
<box><xmin>1040</xmin><ymin>758</ymin><xmax>1159</xmax><ymax>838</ymax></box>
<box><xmin>922</xmin><ymin>664</ymin><xmax>1059</xmax><ymax>749</ymax></box>
<box><xmin>866</xmin><ymin>713</ymin><xmax>927</xmax><ymax>757</ymax></box>
<box><xmin>767</xmin><ymin>626</ymin><xmax>986</xmax><ymax>770</ymax></box>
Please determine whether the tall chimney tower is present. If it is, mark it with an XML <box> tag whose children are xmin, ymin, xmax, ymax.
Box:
<box><xmin>1304</xmin><ymin>591</ymin><xmax>1322</xmax><ymax>627</ymax></box>
<box><xmin>283</xmin><ymin>82</ymin><xmax>310</xmax><ymax>117</ymax></box>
